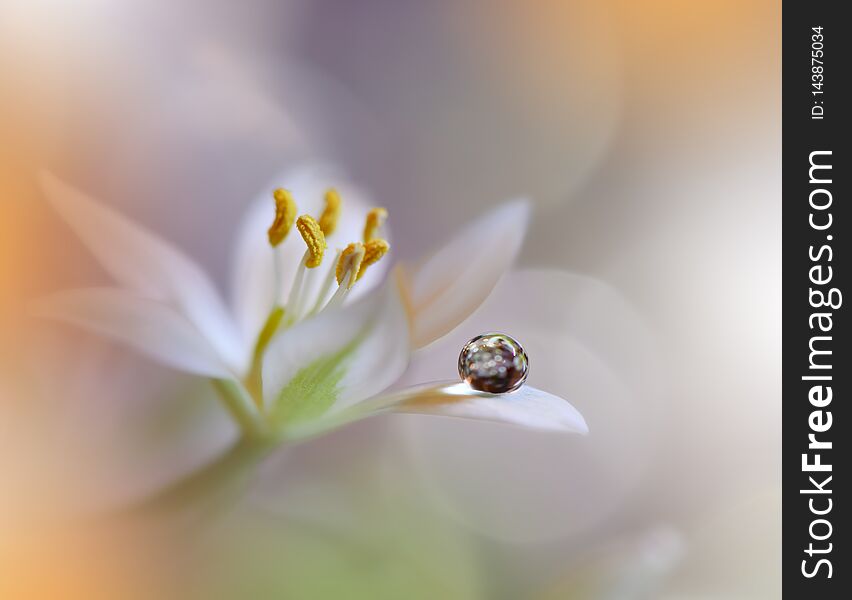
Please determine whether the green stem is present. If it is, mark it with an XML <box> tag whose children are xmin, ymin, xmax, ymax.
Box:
<box><xmin>211</xmin><ymin>378</ymin><xmax>266</xmax><ymax>439</ymax></box>
<box><xmin>117</xmin><ymin>381</ymin><xmax>283</xmax><ymax>520</ymax></box>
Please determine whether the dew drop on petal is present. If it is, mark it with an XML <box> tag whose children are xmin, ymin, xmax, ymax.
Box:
<box><xmin>458</xmin><ymin>333</ymin><xmax>529</xmax><ymax>394</ymax></box>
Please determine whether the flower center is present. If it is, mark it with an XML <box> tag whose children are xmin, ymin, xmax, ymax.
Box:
<box><xmin>245</xmin><ymin>185</ymin><xmax>391</xmax><ymax>404</ymax></box>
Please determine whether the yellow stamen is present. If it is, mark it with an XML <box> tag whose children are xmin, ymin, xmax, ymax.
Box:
<box><xmin>319</xmin><ymin>188</ymin><xmax>342</xmax><ymax>237</ymax></box>
<box><xmin>363</xmin><ymin>207</ymin><xmax>388</xmax><ymax>243</ymax></box>
<box><xmin>267</xmin><ymin>188</ymin><xmax>297</xmax><ymax>247</ymax></box>
<box><xmin>357</xmin><ymin>238</ymin><xmax>389</xmax><ymax>280</ymax></box>
<box><xmin>296</xmin><ymin>215</ymin><xmax>327</xmax><ymax>268</ymax></box>
<box><xmin>336</xmin><ymin>242</ymin><xmax>365</xmax><ymax>289</ymax></box>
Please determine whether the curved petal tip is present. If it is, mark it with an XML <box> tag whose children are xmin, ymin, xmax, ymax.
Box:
<box><xmin>408</xmin><ymin>198</ymin><xmax>533</xmax><ymax>348</ymax></box>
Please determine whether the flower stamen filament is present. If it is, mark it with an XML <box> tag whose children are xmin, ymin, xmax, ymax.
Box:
<box><xmin>308</xmin><ymin>248</ymin><xmax>343</xmax><ymax>316</ymax></box>
<box><xmin>259</xmin><ymin>190</ymin><xmax>391</xmax><ymax>374</ymax></box>
<box><xmin>322</xmin><ymin>243</ymin><xmax>365</xmax><ymax>311</ymax></box>
<box><xmin>268</xmin><ymin>189</ymin><xmax>297</xmax><ymax>306</ymax></box>
<box><xmin>284</xmin><ymin>215</ymin><xmax>327</xmax><ymax>322</ymax></box>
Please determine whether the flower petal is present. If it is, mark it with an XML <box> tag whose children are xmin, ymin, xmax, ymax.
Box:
<box><xmin>32</xmin><ymin>288</ymin><xmax>232</xmax><ymax>378</ymax></box>
<box><xmin>404</xmin><ymin>200</ymin><xmax>530</xmax><ymax>348</ymax></box>
<box><xmin>231</xmin><ymin>165</ymin><xmax>391</xmax><ymax>344</ymax></box>
<box><xmin>370</xmin><ymin>382</ymin><xmax>587</xmax><ymax>433</ymax></box>
<box><xmin>261</xmin><ymin>272</ymin><xmax>410</xmax><ymax>423</ymax></box>
<box><xmin>332</xmin><ymin>277</ymin><xmax>411</xmax><ymax>411</ymax></box>
<box><xmin>278</xmin><ymin>381</ymin><xmax>585</xmax><ymax>443</ymax></box>
<box><xmin>40</xmin><ymin>173</ymin><xmax>248</xmax><ymax>374</ymax></box>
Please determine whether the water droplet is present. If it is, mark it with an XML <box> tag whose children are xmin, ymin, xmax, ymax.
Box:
<box><xmin>458</xmin><ymin>333</ymin><xmax>528</xmax><ymax>394</ymax></box>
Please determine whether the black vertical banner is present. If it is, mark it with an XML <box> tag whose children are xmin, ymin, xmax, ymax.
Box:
<box><xmin>783</xmin><ymin>2</ymin><xmax>850</xmax><ymax>597</ymax></box>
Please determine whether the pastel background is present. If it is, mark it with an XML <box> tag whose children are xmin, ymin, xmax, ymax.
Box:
<box><xmin>1</xmin><ymin>1</ymin><xmax>779</xmax><ymax>598</ymax></box>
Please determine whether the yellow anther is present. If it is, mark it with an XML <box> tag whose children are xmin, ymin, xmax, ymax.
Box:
<box><xmin>267</xmin><ymin>188</ymin><xmax>297</xmax><ymax>247</ymax></box>
<box><xmin>357</xmin><ymin>238</ymin><xmax>389</xmax><ymax>280</ymax></box>
<box><xmin>363</xmin><ymin>207</ymin><xmax>388</xmax><ymax>243</ymax></box>
<box><xmin>336</xmin><ymin>242</ymin><xmax>365</xmax><ymax>289</ymax></box>
<box><xmin>319</xmin><ymin>188</ymin><xmax>342</xmax><ymax>237</ymax></box>
<box><xmin>296</xmin><ymin>215</ymin><xmax>327</xmax><ymax>268</ymax></box>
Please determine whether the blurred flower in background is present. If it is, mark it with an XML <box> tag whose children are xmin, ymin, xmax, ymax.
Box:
<box><xmin>1</xmin><ymin>0</ymin><xmax>779</xmax><ymax>598</ymax></box>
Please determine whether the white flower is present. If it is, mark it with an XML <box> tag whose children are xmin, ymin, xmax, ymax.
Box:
<box><xmin>34</xmin><ymin>165</ymin><xmax>587</xmax><ymax>444</ymax></box>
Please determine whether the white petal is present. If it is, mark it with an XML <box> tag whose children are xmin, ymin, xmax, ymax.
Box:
<box><xmin>368</xmin><ymin>382</ymin><xmax>587</xmax><ymax>434</ymax></box>
<box><xmin>40</xmin><ymin>173</ymin><xmax>248</xmax><ymax>374</ymax></box>
<box><xmin>32</xmin><ymin>288</ymin><xmax>232</xmax><ymax>378</ymax></box>
<box><xmin>405</xmin><ymin>200</ymin><xmax>530</xmax><ymax>348</ymax></box>
<box><xmin>231</xmin><ymin>165</ymin><xmax>391</xmax><ymax>344</ymax></box>
<box><xmin>332</xmin><ymin>276</ymin><xmax>411</xmax><ymax>410</ymax></box>
<box><xmin>261</xmin><ymin>273</ymin><xmax>410</xmax><ymax>414</ymax></box>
